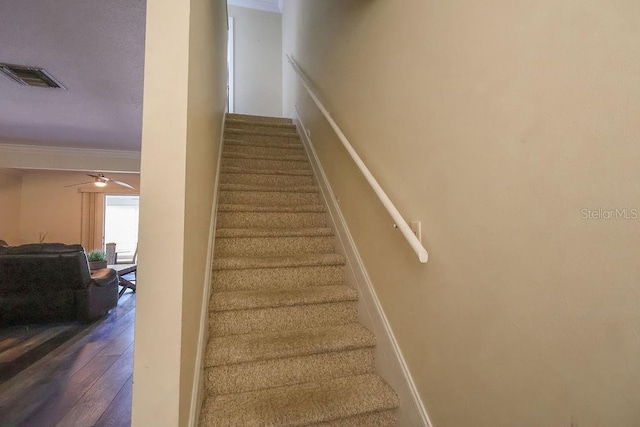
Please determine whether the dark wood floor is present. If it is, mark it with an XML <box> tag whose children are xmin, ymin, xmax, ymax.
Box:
<box><xmin>0</xmin><ymin>292</ymin><xmax>135</xmax><ymax>427</ymax></box>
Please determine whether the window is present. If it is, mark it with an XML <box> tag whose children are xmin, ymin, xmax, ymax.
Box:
<box><xmin>104</xmin><ymin>195</ymin><xmax>139</xmax><ymax>263</ymax></box>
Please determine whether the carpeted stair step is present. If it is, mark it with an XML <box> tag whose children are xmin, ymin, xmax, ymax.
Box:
<box><xmin>226</xmin><ymin>118</ymin><xmax>297</xmax><ymax>133</ymax></box>
<box><xmin>208</xmin><ymin>285</ymin><xmax>357</xmax><ymax>337</ymax></box>
<box><xmin>224</xmin><ymin>142</ymin><xmax>304</xmax><ymax>157</ymax></box>
<box><xmin>218</xmin><ymin>183</ymin><xmax>320</xmax><ymax>206</ymax></box>
<box><xmin>204</xmin><ymin>347</ymin><xmax>374</xmax><ymax>395</ymax></box>
<box><xmin>206</xmin><ymin>323</ymin><xmax>376</xmax><ymax>367</ymax></box>
<box><xmin>226</xmin><ymin>123</ymin><xmax>298</xmax><ymax>134</ymax></box>
<box><xmin>225</xmin><ymin>128</ymin><xmax>300</xmax><ymax>144</ymax></box>
<box><xmin>225</xmin><ymin>127</ymin><xmax>299</xmax><ymax>139</ymax></box>
<box><xmin>313</xmin><ymin>410</ymin><xmax>398</xmax><ymax>426</ymax></box>
<box><xmin>210</xmin><ymin>285</ymin><xmax>357</xmax><ymax>312</ymax></box>
<box><xmin>209</xmin><ymin>300</ymin><xmax>358</xmax><ymax>336</ymax></box>
<box><xmin>227</xmin><ymin>113</ymin><xmax>292</xmax><ymax>125</ymax></box>
<box><xmin>212</xmin><ymin>262</ymin><xmax>345</xmax><ymax>292</ymax></box>
<box><xmin>220</xmin><ymin>167</ymin><xmax>315</xmax><ymax>187</ymax></box>
<box><xmin>220</xmin><ymin>166</ymin><xmax>311</xmax><ymax>175</ymax></box>
<box><xmin>222</xmin><ymin>152</ymin><xmax>310</xmax><ymax>171</ymax></box>
<box><xmin>199</xmin><ymin>373</ymin><xmax>399</xmax><ymax>426</ymax></box>
<box><xmin>224</xmin><ymin>137</ymin><xmax>303</xmax><ymax>149</ymax></box>
<box><xmin>223</xmin><ymin>152</ymin><xmax>308</xmax><ymax>163</ymax></box>
<box><xmin>217</xmin><ymin>227</ymin><xmax>333</xmax><ymax>238</ymax></box>
<box><xmin>212</xmin><ymin>253</ymin><xmax>345</xmax><ymax>271</ymax></box>
<box><xmin>216</xmin><ymin>204</ymin><xmax>327</xmax><ymax>228</ymax></box>
<box><xmin>204</xmin><ymin>324</ymin><xmax>375</xmax><ymax>395</ymax></box>
<box><xmin>225</xmin><ymin>128</ymin><xmax>298</xmax><ymax>139</ymax></box>
<box><xmin>215</xmin><ymin>227</ymin><xmax>334</xmax><ymax>257</ymax></box>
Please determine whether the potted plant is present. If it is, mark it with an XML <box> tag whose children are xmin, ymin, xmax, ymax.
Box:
<box><xmin>87</xmin><ymin>249</ymin><xmax>108</xmax><ymax>270</ymax></box>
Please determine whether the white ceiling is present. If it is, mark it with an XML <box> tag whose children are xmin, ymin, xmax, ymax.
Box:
<box><xmin>0</xmin><ymin>0</ymin><xmax>146</xmax><ymax>152</ymax></box>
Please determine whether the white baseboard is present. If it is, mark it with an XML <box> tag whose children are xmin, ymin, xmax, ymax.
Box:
<box><xmin>188</xmin><ymin>112</ymin><xmax>227</xmax><ymax>427</ymax></box>
<box><xmin>294</xmin><ymin>108</ymin><xmax>433</xmax><ymax>427</ymax></box>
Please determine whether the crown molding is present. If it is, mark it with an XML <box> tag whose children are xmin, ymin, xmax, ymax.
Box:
<box><xmin>0</xmin><ymin>143</ymin><xmax>140</xmax><ymax>159</ymax></box>
<box><xmin>0</xmin><ymin>143</ymin><xmax>141</xmax><ymax>172</ymax></box>
<box><xmin>228</xmin><ymin>0</ymin><xmax>281</xmax><ymax>13</ymax></box>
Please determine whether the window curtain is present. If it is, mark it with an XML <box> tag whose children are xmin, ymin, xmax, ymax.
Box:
<box><xmin>80</xmin><ymin>190</ymin><xmax>105</xmax><ymax>251</ymax></box>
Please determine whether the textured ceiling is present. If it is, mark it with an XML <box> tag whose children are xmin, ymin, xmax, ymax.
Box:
<box><xmin>0</xmin><ymin>0</ymin><xmax>146</xmax><ymax>151</ymax></box>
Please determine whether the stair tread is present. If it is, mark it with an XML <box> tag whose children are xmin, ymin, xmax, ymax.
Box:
<box><xmin>226</xmin><ymin>118</ymin><xmax>296</xmax><ymax>130</ymax></box>
<box><xmin>205</xmin><ymin>323</ymin><xmax>375</xmax><ymax>367</ymax></box>
<box><xmin>210</xmin><ymin>285</ymin><xmax>357</xmax><ymax>312</ymax></box>
<box><xmin>312</xmin><ymin>410</ymin><xmax>397</xmax><ymax>426</ymax></box>
<box><xmin>220</xmin><ymin>183</ymin><xmax>319</xmax><ymax>193</ymax></box>
<box><xmin>213</xmin><ymin>253</ymin><xmax>346</xmax><ymax>270</ymax></box>
<box><xmin>216</xmin><ymin>227</ymin><xmax>333</xmax><ymax>238</ymax></box>
<box><xmin>221</xmin><ymin>166</ymin><xmax>313</xmax><ymax>176</ymax></box>
<box><xmin>225</xmin><ymin>139</ymin><xmax>302</xmax><ymax>149</ymax></box>
<box><xmin>223</xmin><ymin>151</ymin><xmax>308</xmax><ymax>162</ymax></box>
<box><xmin>224</xmin><ymin>149</ymin><xmax>303</xmax><ymax>158</ymax></box>
<box><xmin>226</xmin><ymin>128</ymin><xmax>299</xmax><ymax>138</ymax></box>
<box><xmin>200</xmin><ymin>374</ymin><xmax>399</xmax><ymax>426</ymax></box>
<box><xmin>218</xmin><ymin>203</ymin><xmax>325</xmax><ymax>213</ymax></box>
<box><xmin>224</xmin><ymin>138</ymin><xmax>303</xmax><ymax>148</ymax></box>
<box><xmin>227</xmin><ymin>113</ymin><xmax>293</xmax><ymax>124</ymax></box>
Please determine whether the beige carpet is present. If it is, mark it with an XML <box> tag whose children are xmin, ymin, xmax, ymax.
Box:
<box><xmin>199</xmin><ymin>113</ymin><xmax>399</xmax><ymax>426</ymax></box>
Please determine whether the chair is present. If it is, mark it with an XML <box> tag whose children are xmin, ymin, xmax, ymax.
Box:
<box><xmin>105</xmin><ymin>242</ymin><xmax>117</xmax><ymax>264</ymax></box>
<box><xmin>115</xmin><ymin>265</ymin><xmax>137</xmax><ymax>298</ymax></box>
<box><xmin>115</xmin><ymin>243</ymin><xmax>138</xmax><ymax>264</ymax></box>
<box><xmin>110</xmin><ymin>243</ymin><xmax>137</xmax><ymax>298</ymax></box>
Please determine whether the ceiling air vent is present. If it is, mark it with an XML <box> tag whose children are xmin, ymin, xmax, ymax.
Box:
<box><xmin>0</xmin><ymin>63</ymin><xmax>66</xmax><ymax>89</ymax></box>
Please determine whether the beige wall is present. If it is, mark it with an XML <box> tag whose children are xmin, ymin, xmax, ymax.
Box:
<box><xmin>229</xmin><ymin>5</ymin><xmax>282</xmax><ymax>117</ymax></box>
<box><xmin>0</xmin><ymin>170</ymin><xmax>22</xmax><ymax>245</ymax></box>
<box><xmin>19</xmin><ymin>171</ymin><xmax>83</xmax><ymax>245</ymax></box>
<box><xmin>283</xmin><ymin>1</ymin><xmax>640</xmax><ymax>426</ymax></box>
<box><xmin>0</xmin><ymin>169</ymin><xmax>139</xmax><ymax>246</ymax></box>
<box><xmin>132</xmin><ymin>0</ymin><xmax>227</xmax><ymax>425</ymax></box>
<box><xmin>181</xmin><ymin>0</ymin><xmax>228</xmax><ymax>424</ymax></box>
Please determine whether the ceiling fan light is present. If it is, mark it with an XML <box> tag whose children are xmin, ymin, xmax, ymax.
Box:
<box><xmin>94</xmin><ymin>180</ymin><xmax>107</xmax><ymax>187</ymax></box>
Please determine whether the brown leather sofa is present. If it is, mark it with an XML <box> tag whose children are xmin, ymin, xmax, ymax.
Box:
<box><xmin>0</xmin><ymin>243</ymin><xmax>119</xmax><ymax>324</ymax></box>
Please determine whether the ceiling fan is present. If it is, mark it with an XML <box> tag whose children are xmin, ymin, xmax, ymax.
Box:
<box><xmin>65</xmin><ymin>173</ymin><xmax>135</xmax><ymax>189</ymax></box>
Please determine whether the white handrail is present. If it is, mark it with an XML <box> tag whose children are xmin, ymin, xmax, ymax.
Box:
<box><xmin>287</xmin><ymin>54</ymin><xmax>428</xmax><ymax>263</ymax></box>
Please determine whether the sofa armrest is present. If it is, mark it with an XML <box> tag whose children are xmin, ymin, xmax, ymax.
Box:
<box><xmin>90</xmin><ymin>268</ymin><xmax>118</xmax><ymax>286</ymax></box>
<box><xmin>76</xmin><ymin>268</ymin><xmax>119</xmax><ymax>320</ymax></box>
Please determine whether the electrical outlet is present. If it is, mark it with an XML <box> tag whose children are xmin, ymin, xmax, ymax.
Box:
<box><xmin>410</xmin><ymin>221</ymin><xmax>422</xmax><ymax>242</ymax></box>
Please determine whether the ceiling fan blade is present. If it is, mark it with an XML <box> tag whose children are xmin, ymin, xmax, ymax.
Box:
<box><xmin>64</xmin><ymin>181</ymin><xmax>94</xmax><ymax>188</ymax></box>
<box><xmin>112</xmin><ymin>180</ymin><xmax>134</xmax><ymax>189</ymax></box>
<box><xmin>86</xmin><ymin>173</ymin><xmax>102</xmax><ymax>179</ymax></box>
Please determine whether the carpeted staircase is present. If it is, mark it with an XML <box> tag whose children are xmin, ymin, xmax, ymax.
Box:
<box><xmin>199</xmin><ymin>113</ymin><xmax>399</xmax><ymax>426</ymax></box>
